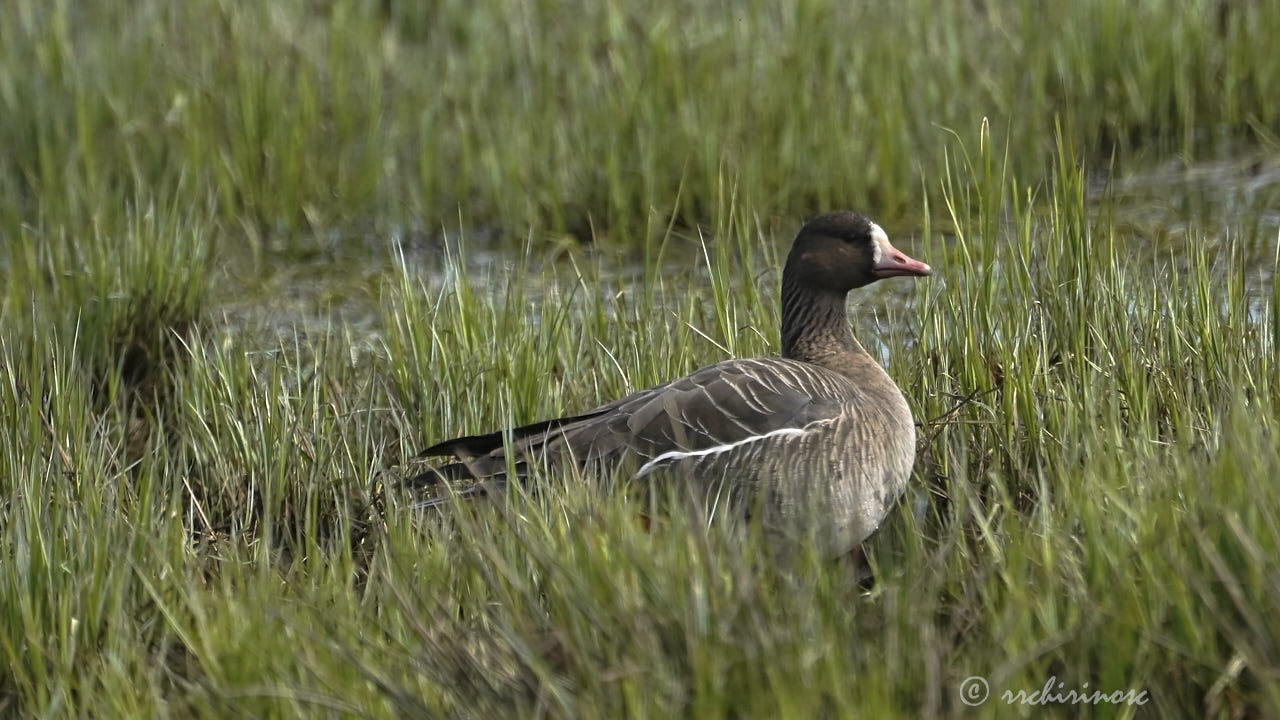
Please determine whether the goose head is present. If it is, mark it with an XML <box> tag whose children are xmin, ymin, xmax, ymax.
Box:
<box><xmin>784</xmin><ymin>211</ymin><xmax>932</xmax><ymax>293</ymax></box>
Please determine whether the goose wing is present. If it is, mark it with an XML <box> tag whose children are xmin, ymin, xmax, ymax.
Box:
<box><xmin>420</xmin><ymin>357</ymin><xmax>853</xmax><ymax>481</ymax></box>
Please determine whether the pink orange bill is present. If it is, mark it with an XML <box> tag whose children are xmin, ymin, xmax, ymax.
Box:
<box><xmin>873</xmin><ymin>248</ymin><xmax>932</xmax><ymax>277</ymax></box>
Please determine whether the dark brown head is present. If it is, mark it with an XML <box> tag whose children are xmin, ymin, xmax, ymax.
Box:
<box><xmin>783</xmin><ymin>211</ymin><xmax>932</xmax><ymax>293</ymax></box>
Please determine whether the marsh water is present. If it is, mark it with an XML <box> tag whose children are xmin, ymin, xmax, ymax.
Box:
<box><xmin>212</xmin><ymin>154</ymin><xmax>1280</xmax><ymax>351</ymax></box>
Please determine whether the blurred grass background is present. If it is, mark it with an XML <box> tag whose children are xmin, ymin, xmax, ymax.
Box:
<box><xmin>2</xmin><ymin>0</ymin><xmax>1279</xmax><ymax>717</ymax></box>
<box><xmin>2</xmin><ymin>0</ymin><xmax>1278</xmax><ymax>242</ymax></box>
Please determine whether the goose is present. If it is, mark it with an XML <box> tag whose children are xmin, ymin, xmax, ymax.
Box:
<box><xmin>414</xmin><ymin>211</ymin><xmax>932</xmax><ymax>558</ymax></box>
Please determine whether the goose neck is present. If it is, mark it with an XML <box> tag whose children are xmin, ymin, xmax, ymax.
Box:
<box><xmin>779</xmin><ymin>280</ymin><xmax>864</xmax><ymax>364</ymax></box>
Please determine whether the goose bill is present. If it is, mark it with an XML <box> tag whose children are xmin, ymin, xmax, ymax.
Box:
<box><xmin>873</xmin><ymin>250</ymin><xmax>932</xmax><ymax>277</ymax></box>
<box><xmin>870</xmin><ymin>224</ymin><xmax>932</xmax><ymax>278</ymax></box>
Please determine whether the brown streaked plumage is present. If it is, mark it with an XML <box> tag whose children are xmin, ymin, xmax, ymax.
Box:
<box><xmin>414</xmin><ymin>211</ymin><xmax>932</xmax><ymax>558</ymax></box>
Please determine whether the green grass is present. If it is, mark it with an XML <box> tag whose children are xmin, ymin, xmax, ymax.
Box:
<box><xmin>2</xmin><ymin>0</ymin><xmax>1279</xmax><ymax>241</ymax></box>
<box><xmin>2</xmin><ymin>0</ymin><xmax>1280</xmax><ymax>717</ymax></box>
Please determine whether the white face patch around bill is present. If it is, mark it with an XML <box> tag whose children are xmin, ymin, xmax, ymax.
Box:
<box><xmin>869</xmin><ymin>222</ymin><xmax>889</xmax><ymax>265</ymax></box>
